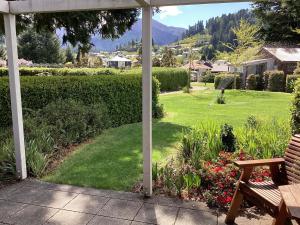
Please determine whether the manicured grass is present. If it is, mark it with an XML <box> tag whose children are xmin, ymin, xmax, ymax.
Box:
<box><xmin>44</xmin><ymin>89</ymin><xmax>292</xmax><ymax>190</ymax></box>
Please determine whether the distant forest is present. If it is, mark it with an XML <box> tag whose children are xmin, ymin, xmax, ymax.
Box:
<box><xmin>183</xmin><ymin>9</ymin><xmax>255</xmax><ymax>52</ymax></box>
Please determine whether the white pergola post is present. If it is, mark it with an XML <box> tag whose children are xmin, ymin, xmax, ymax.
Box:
<box><xmin>4</xmin><ymin>13</ymin><xmax>27</xmax><ymax>180</ymax></box>
<box><xmin>142</xmin><ymin>5</ymin><xmax>153</xmax><ymax>197</ymax></box>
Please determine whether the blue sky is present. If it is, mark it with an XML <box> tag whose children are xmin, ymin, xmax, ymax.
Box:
<box><xmin>153</xmin><ymin>2</ymin><xmax>252</xmax><ymax>28</ymax></box>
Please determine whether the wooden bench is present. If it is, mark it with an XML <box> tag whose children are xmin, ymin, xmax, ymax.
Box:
<box><xmin>225</xmin><ymin>135</ymin><xmax>300</xmax><ymax>225</ymax></box>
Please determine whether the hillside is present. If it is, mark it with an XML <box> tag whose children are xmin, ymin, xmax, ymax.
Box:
<box><xmin>90</xmin><ymin>19</ymin><xmax>186</xmax><ymax>52</ymax></box>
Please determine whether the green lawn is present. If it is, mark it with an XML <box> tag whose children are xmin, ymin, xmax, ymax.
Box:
<box><xmin>44</xmin><ymin>88</ymin><xmax>292</xmax><ymax>190</ymax></box>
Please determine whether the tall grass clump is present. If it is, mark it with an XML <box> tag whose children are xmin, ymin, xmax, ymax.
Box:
<box><xmin>236</xmin><ymin>116</ymin><xmax>290</xmax><ymax>158</ymax></box>
<box><xmin>178</xmin><ymin>121</ymin><xmax>222</xmax><ymax>168</ymax></box>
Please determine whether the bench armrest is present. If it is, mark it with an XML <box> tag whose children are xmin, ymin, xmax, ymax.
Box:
<box><xmin>234</xmin><ymin>158</ymin><xmax>285</xmax><ymax>168</ymax></box>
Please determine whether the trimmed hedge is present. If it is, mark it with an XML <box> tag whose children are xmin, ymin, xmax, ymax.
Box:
<box><xmin>123</xmin><ymin>68</ymin><xmax>189</xmax><ymax>92</ymax></box>
<box><xmin>265</xmin><ymin>70</ymin><xmax>285</xmax><ymax>92</ymax></box>
<box><xmin>286</xmin><ymin>75</ymin><xmax>300</xmax><ymax>93</ymax></box>
<box><xmin>0</xmin><ymin>75</ymin><xmax>161</xmax><ymax>127</ymax></box>
<box><xmin>214</xmin><ymin>73</ymin><xmax>241</xmax><ymax>90</ymax></box>
<box><xmin>246</xmin><ymin>74</ymin><xmax>257</xmax><ymax>90</ymax></box>
<box><xmin>0</xmin><ymin>67</ymin><xmax>119</xmax><ymax>77</ymax></box>
<box><xmin>0</xmin><ymin>67</ymin><xmax>188</xmax><ymax>92</ymax></box>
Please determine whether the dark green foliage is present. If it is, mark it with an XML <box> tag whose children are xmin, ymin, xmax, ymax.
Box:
<box><xmin>220</xmin><ymin>124</ymin><xmax>236</xmax><ymax>152</ymax></box>
<box><xmin>38</xmin><ymin>99</ymin><xmax>110</xmax><ymax>146</ymax></box>
<box><xmin>291</xmin><ymin>80</ymin><xmax>300</xmax><ymax>134</ymax></box>
<box><xmin>200</xmin><ymin>71</ymin><xmax>215</xmax><ymax>83</ymax></box>
<box><xmin>216</xmin><ymin>89</ymin><xmax>226</xmax><ymax>104</ymax></box>
<box><xmin>266</xmin><ymin>70</ymin><xmax>286</xmax><ymax>92</ymax></box>
<box><xmin>252</xmin><ymin>0</ymin><xmax>300</xmax><ymax>43</ymax></box>
<box><xmin>206</xmin><ymin>9</ymin><xmax>255</xmax><ymax>52</ymax></box>
<box><xmin>286</xmin><ymin>75</ymin><xmax>300</xmax><ymax>93</ymax></box>
<box><xmin>214</xmin><ymin>73</ymin><xmax>241</xmax><ymax>90</ymax></box>
<box><xmin>0</xmin><ymin>75</ymin><xmax>161</xmax><ymax>128</ymax></box>
<box><xmin>65</xmin><ymin>46</ymin><xmax>75</xmax><ymax>63</ymax></box>
<box><xmin>161</xmin><ymin>48</ymin><xmax>177</xmax><ymax>67</ymax></box>
<box><xmin>18</xmin><ymin>29</ymin><xmax>65</xmax><ymax>64</ymax></box>
<box><xmin>182</xmin><ymin>20</ymin><xmax>205</xmax><ymax>38</ymax></box>
<box><xmin>246</xmin><ymin>74</ymin><xmax>257</xmax><ymax>90</ymax></box>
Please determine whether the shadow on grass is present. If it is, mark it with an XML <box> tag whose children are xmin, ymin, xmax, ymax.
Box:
<box><xmin>43</xmin><ymin>121</ymin><xmax>188</xmax><ymax>191</ymax></box>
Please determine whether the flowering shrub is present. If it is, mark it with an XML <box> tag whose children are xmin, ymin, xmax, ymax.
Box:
<box><xmin>153</xmin><ymin>151</ymin><xmax>272</xmax><ymax>209</ymax></box>
<box><xmin>202</xmin><ymin>152</ymin><xmax>271</xmax><ymax>208</ymax></box>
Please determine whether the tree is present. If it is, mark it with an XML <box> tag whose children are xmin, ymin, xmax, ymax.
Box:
<box><xmin>152</xmin><ymin>57</ymin><xmax>161</xmax><ymax>67</ymax></box>
<box><xmin>200</xmin><ymin>45</ymin><xmax>216</xmax><ymax>60</ymax></box>
<box><xmin>65</xmin><ymin>45</ymin><xmax>74</xmax><ymax>63</ymax></box>
<box><xmin>217</xmin><ymin>19</ymin><xmax>262</xmax><ymax>66</ymax></box>
<box><xmin>252</xmin><ymin>0</ymin><xmax>300</xmax><ymax>43</ymax></box>
<box><xmin>18</xmin><ymin>29</ymin><xmax>65</xmax><ymax>64</ymax></box>
<box><xmin>161</xmin><ymin>47</ymin><xmax>176</xmax><ymax>67</ymax></box>
<box><xmin>0</xmin><ymin>6</ymin><xmax>140</xmax><ymax>49</ymax></box>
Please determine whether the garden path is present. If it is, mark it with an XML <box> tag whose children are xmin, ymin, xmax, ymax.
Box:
<box><xmin>0</xmin><ymin>179</ymin><xmax>273</xmax><ymax>225</ymax></box>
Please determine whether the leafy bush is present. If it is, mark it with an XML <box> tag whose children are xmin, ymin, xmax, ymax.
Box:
<box><xmin>265</xmin><ymin>70</ymin><xmax>285</xmax><ymax>92</ymax></box>
<box><xmin>286</xmin><ymin>75</ymin><xmax>300</xmax><ymax>93</ymax></box>
<box><xmin>38</xmin><ymin>99</ymin><xmax>110</xmax><ymax>146</ymax></box>
<box><xmin>220</xmin><ymin>124</ymin><xmax>236</xmax><ymax>152</ymax></box>
<box><xmin>246</xmin><ymin>74</ymin><xmax>257</xmax><ymax>90</ymax></box>
<box><xmin>0</xmin><ymin>75</ymin><xmax>162</xmax><ymax>127</ymax></box>
<box><xmin>179</xmin><ymin>122</ymin><xmax>223</xmax><ymax>166</ymax></box>
<box><xmin>200</xmin><ymin>71</ymin><xmax>215</xmax><ymax>83</ymax></box>
<box><xmin>236</xmin><ymin>117</ymin><xmax>290</xmax><ymax>158</ymax></box>
<box><xmin>214</xmin><ymin>73</ymin><xmax>241</xmax><ymax>90</ymax></box>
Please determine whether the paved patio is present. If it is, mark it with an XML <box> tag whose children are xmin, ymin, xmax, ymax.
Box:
<box><xmin>0</xmin><ymin>179</ymin><xmax>273</xmax><ymax>225</ymax></box>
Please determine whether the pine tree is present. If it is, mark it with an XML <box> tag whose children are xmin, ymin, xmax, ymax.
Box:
<box><xmin>65</xmin><ymin>45</ymin><xmax>74</xmax><ymax>63</ymax></box>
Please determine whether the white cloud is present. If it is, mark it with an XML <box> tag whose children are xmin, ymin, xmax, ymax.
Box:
<box><xmin>159</xmin><ymin>6</ymin><xmax>183</xmax><ymax>19</ymax></box>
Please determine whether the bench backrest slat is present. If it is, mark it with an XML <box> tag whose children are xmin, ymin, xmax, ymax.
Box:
<box><xmin>285</xmin><ymin>135</ymin><xmax>300</xmax><ymax>184</ymax></box>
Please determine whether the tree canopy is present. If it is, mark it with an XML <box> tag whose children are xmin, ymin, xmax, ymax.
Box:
<box><xmin>252</xmin><ymin>0</ymin><xmax>300</xmax><ymax>43</ymax></box>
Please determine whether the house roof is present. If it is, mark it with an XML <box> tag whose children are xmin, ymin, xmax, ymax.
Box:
<box><xmin>211</xmin><ymin>64</ymin><xmax>229</xmax><ymax>72</ymax></box>
<box><xmin>108</xmin><ymin>56</ymin><xmax>132</xmax><ymax>62</ymax></box>
<box><xmin>242</xmin><ymin>58</ymin><xmax>273</xmax><ymax>66</ymax></box>
<box><xmin>263</xmin><ymin>47</ymin><xmax>300</xmax><ymax>62</ymax></box>
<box><xmin>182</xmin><ymin>60</ymin><xmax>211</xmax><ymax>70</ymax></box>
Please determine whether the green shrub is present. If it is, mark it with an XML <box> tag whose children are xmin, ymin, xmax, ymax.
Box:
<box><xmin>201</xmin><ymin>71</ymin><xmax>215</xmax><ymax>83</ymax></box>
<box><xmin>265</xmin><ymin>70</ymin><xmax>285</xmax><ymax>92</ymax></box>
<box><xmin>246</xmin><ymin>74</ymin><xmax>257</xmax><ymax>90</ymax></box>
<box><xmin>214</xmin><ymin>73</ymin><xmax>241</xmax><ymax>90</ymax></box>
<box><xmin>286</xmin><ymin>75</ymin><xmax>300</xmax><ymax>93</ymax></box>
<box><xmin>0</xmin><ymin>75</ymin><xmax>161</xmax><ymax>128</ymax></box>
<box><xmin>38</xmin><ymin>99</ymin><xmax>111</xmax><ymax>146</ymax></box>
<box><xmin>220</xmin><ymin>124</ymin><xmax>236</xmax><ymax>152</ymax></box>
<box><xmin>236</xmin><ymin>117</ymin><xmax>290</xmax><ymax>158</ymax></box>
<box><xmin>291</xmin><ymin>80</ymin><xmax>300</xmax><ymax>134</ymax></box>
<box><xmin>179</xmin><ymin>121</ymin><xmax>223</xmax><ymax>166</ymax></box>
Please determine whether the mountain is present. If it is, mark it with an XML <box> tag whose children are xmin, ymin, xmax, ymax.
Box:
<box><xmin>90</xmin><ymin>19</ymin><xmax>186</xmax><ymax>52</ymax></box>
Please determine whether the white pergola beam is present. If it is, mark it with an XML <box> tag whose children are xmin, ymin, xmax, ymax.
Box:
<box><xmin>9</xmin><ymin>0</ymin><xmax>141</xmax><ymax>14</ymax></box>
<box><xmin>0</xmin><ymin>0</ymin><xmax>9</xmax><ymax>13</ymax></box>
<box><xmin>136</xmin><ymin>0</ymin><xmax>150</xmax><ymax>7</ymax></box>
<box><xmin>8</xmin><ymin>0</ymin><xmax>251</xmax><ymax>14</ymax></box>
<box><xmin>4</xmin><ymin>14</ymin><xmax>27</xmax><ymax>180</ymax></box>
<box><xmin>142</xmin><ymin>6</ymin><xmax>153</xmax><ymax>197</ymax></box>
<box><xmin>151</xmin><ymin>0</ymin><xmax>250</xmax><ymax>6</ymax></box>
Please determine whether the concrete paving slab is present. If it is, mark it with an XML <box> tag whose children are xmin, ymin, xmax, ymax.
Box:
<box><xmin>82</xmin><ymin>187</ymin><xmax>111</xmax><ymax>197</ymax></box>
<box><xmin>218</xmin><ymin>214</ymin><xmax>273</xmax><ymax>225</ymax></box>
<box><xmin>5</xmin><ymin>185</ymin><xmax>44</xmax><ymax>203</ymax></box>
<box><xmin>109</xmin><ymin>191</ymin><xmax>143</xmax><ymax>202</ymax></box>
<box><xmin>134</xmin><ymin>203</ymin><xmax>178</xmax><ymax>225</ymax></box>
<box><xmin>46</xmin><ymin>210</ymin><xmax>94</xmax><ymax>225</ymax></box>
<box><xmin>99</xmin><ymin>199</ymin><xmax>142</xmax><ymax>220</ymax></box>
<box><xmin>175</xmin><ymin>208</ymin><xmax>217</xmax><ymax>225</ymax></box>
<box><xmin>6</xmin><ymin>205</ymin><xmax>58</xmax><ymax>225</ymax></box>
<box><xmin>64</xmin><ymin>194</ymin><xmax>109</xmax><ymax>214</ymax></box>
<box><xmin>0</xmin><ymin>199</ymin><xmax>27</xmax><ymax>223</ymax></box>
<box><xmin>88</xmin><ymin>216</ymin><xmax>131</xmax><ymax>225</ymax></box>
<box><xmin>32</xmin><ymin>189</ymin><xmax>78</xmax><ymax>208</ymax></box>
<box><xmin>131</xmin><ymin>222</ymin><xmax>155</xmax><ymax>225</ymax></box>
